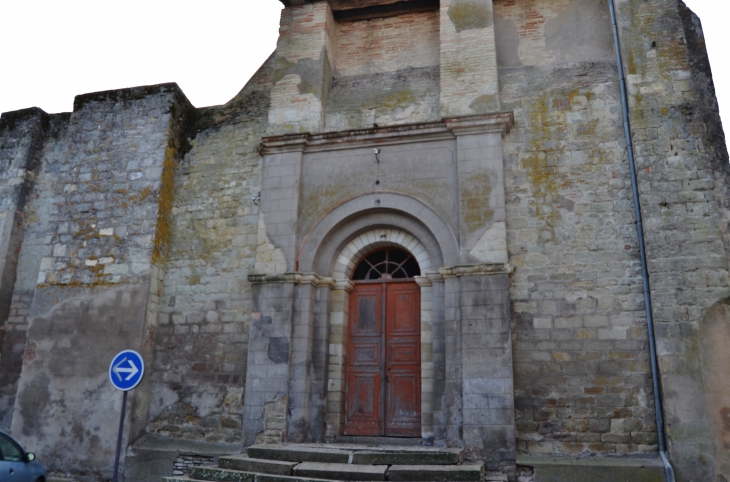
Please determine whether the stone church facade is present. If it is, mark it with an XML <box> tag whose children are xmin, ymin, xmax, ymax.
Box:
<box><xmin>1</xmin><ymin>0</ymin><xmax>729</xmax><ymax>481</ymax></box>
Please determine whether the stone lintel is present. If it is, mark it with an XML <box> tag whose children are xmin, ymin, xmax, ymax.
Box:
<box><xmin>439</xmin><ymin>263</ymin><xmax>514</xmax><ymax>278</ymax></box>
<box><xmin>260</xmin><ymin>113</ymin><xmax>514</xmax><ymax>154</ymax></box>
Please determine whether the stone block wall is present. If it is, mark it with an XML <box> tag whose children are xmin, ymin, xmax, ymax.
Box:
<box><xmin>147</xmin><ymin>66</ymin><xmax>275</xmax><ymax>443</ymax></box>
<box><xmin>0</xmin><ymin>108</ymin><xmax>53</xmax><ymax>429</ymax></box>
<box><xmin>498</xmin><ymin>0</ymin><xmax>656</xmax><ymax>457</ymax></box>
<box><xmin>615</xmin><ymin>0</ymin><xmax>730</xmax><ymax>479</ymax></box>
<box><xmin>0</xmin><ymin>1</ymin><xmax>727</xmax><ymax>480</ymax></box>
<box><xmin>0</xmin><ymin>83</ymin><xmax>195</xmax><ymax>480</ymax></box>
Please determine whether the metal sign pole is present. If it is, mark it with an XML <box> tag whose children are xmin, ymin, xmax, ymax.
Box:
<box><xmin>108</xmin><ymin>349</ymin><xmax>144</xmax><ymax>482</ymax></box>
<box><xmin>112</xmin><ymin>390</ymin><xmax>128</xmax><ymax>482</ymax></box>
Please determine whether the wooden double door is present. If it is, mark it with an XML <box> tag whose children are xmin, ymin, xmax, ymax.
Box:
<box><xmin>344</xmin><ymin>280</ymin><xmax>421</xmax><ymax>437</ymax></box>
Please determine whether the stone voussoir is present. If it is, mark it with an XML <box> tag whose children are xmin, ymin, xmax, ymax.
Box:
<box><xmin>294</xmin><ymin>462</ymin><xmax>388</xmax><ymax>481</ymax></box>
<box><xmin>219</xmin><ymin>455</ymin><xmax>298</xmax><ymax>475</ymax></box>
<box><xmin>385</xmin><ymin>463</ymin><xmax>485</xmax><ymax>482</ymax></box>
<box><xmin>248</xmin><ymin>445</ymin><xmax>352</xmax><ymax>464</ymax></box>
<box><xmin>189</xmin><ymin>465</ymin><xmax>255</xmax><ymax>482</ymax></box>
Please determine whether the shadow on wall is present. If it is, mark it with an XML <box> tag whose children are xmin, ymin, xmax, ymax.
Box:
<box><xmin>700</xmin><ymin>298</ymin><xmax>730</xmax><ymax>481</ymax></box>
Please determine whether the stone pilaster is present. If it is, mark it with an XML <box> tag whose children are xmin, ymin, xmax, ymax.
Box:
<box><xmin>245</xmin><ymin>273</ymin><xmax>336</xmax><ymax>445</ymax></box>
<box><xmin>268</xmin><ymin>2</ymin><xmax>336</xmax><ymax>134</ymax></box>
<box><xmin>440</xmin><ymin>0</ymin><xmax>500</xmax><ymax>117</ymax></box>
<box><xmin>440</xmin><ymin>263</ymin><xmax>516</xmax><ymax>470</ymax></box>
<box><xmin>445</xmin><ymin>114</ymin><xmax>512</xmax><ymax>263</ymax></box>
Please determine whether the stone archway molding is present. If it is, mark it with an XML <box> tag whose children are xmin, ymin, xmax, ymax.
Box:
<box><xmin>297</xmin><ymin>192</ymin><xmax>459</xmax><ymax>276</ymax></box>
<box><xmin>332</xmin><ymin>229</ymin><xmax>430</xmax><ymax>279</ymax></box>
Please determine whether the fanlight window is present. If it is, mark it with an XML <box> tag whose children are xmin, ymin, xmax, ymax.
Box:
<box><xmin>352</xmin><ymin>248</ymin><xmax>421</xmax><ymax>280</ymax></box>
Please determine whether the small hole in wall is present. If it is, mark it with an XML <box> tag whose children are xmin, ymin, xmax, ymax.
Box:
<box><xmin>375</xmin><ymin>180</ymin><xmax>380</xmax><ymax>185</ymax></box>
<box><xmin>651</xmin><ymin>41</ymin><xmax>657</xmax><ymax>48</ymax></box>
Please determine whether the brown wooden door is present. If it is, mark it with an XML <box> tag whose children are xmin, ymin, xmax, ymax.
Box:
<box><xmin>345</xmin><ymin>281</ymin><xmax>421</xmax><ymax>437</ymax></box>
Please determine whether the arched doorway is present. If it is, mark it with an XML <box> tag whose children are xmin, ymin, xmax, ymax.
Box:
<box><xmin>345</xmin><ymin>248</ymin><xmax>422</xmax><ymax>437</ymax></box>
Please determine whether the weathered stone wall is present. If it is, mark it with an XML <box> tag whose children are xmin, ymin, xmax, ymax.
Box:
<box><xmin>146</xmin><ymin>63</ymin><xmax>275</xmax><ymax>443</ymax></box>
<box><xmin>2</xmin><ymin>84</ymin><xmax>194</xmax><ymax>481</ymax></box>
<box><xmin>497</xmin><ymin>0</ymin><xmax>657</xmax><ymax>457</ymax></box>
<box><xmin>0</xmin><ymin>108</ymin><xmax>55</xmax><ymax>429</ymax></box>
<box><xmin>500</xmin><ymin>0</ymin><xmax>730</xmax><ymax>479</ymax></box>
<box><xmin>679</xmin><ymin>3</ymin><xmax>730</xmax><ymax>480</ymax></box>
<box><xmin>615</xmin><ymin>0</ymin><xmax>730</xmax><ymax>479</ymax></box>
<box><xmin>0</xmin><ymin>1</ymin><xmax>727</xmax><ymax>480</ymax></box>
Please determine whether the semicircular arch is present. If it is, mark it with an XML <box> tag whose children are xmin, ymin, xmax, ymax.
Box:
<box><xmin>333</xmin><ymin>229</ymin><xmax>429</xmax><ymax>279</ymax></box>
<box><xmin>297</xmin><ymin>192</ymin><xmax>458</xmax><ymax>277</ymax></box>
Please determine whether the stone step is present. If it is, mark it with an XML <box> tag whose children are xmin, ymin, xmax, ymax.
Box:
<box><xmin>220</xmin><ymin>455</ymin><xmax>298</xmax><ymax>475</ymax></box>
<box><xmin>248</xmin><ymin>445</ymin><xmax>351</xmax><ymax>464</ymax></box>
<box><xmin>385</xmin><ymin>464</ymin><xmax>485</xmax><ymax>482</ymax></box>
<box><xmin>350</xmin><ymin>450</ymin><xmax>461</xmax><ymax>466</ymax></box>
<box><xmin>170</xmin><ymin>471</ymin><xmax>343</xmax><ymax>482</ymax></box>
<box><xmin>254</xmin><ymin>475</ymin><xmax>346</xmax><ymax>482</ymax></box>
<box><xmin>331</xmin><ymin>436</ymin><xmax>421</xmax><ymax>446</ymax></box>
<box><xmin>294</xmin><ymin>462</ymin><xmax>388</xmax><ymax>481</ymax></box>
<box><xmin>189</xmin><ymin>465</ymin><xmax>255</xmax><ymax>481</ymax></box>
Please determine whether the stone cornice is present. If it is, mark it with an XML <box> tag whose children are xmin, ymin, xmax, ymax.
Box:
<box><xmin>248</xmin><ymin>272</ymin><xmax>335</xmax><ymax>288</ymax></box>
<box><xmin>250</xmin><ymin>264</ymin><xmax>512</xmax><ymax>284</ymax></box>
<box><xmin>333</xmin><ymin>279</ymin><xmax>355</xmax><ymax>293</ymax></box>
<box><xmin>443</xmin><ymin>112</ymin><xmax>514</xmax><ymax>136</ymax></box>
<box><xmin>439</xmin><ymin>263</ymin><xmax>514</xmax><ymax>278</ymax></box>
<box><xmin>260</xmin><ymin>112</ymin><xmax>514</xmax><ymax>155</ymax></box>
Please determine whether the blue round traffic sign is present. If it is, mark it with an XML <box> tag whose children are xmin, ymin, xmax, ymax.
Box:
<box><xmin>109</xmin><ymin>350</ymin><xmax>145</xmax><ymax>391</ymax></box>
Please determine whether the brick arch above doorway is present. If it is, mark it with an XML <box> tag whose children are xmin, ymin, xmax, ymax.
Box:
<box><xmin>333</xmin><ymin>229</ymin><xmax>431</xmax><ymax>279</ymax></box>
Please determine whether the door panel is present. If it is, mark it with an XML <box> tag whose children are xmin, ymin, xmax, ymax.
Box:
<box><xmin>385</xmin><ymin>283</ymin><xmax>421</xmax><ymax>436</ymax></box>
<box><xmin>345</xmin><ymin>284</ymin><xmax>383</xmax><ymax>435</ymax></box>
<box><xmin>345</xmin><ymin>281</ymin><xmax>421</xmax><ymax>437</ymax></box>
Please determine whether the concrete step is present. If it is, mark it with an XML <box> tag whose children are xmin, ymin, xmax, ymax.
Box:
<box><xmin>350</xmin><ymin>450</ymin><xmax>462</xmax><ymax>466</ymax></box>
<box><xmin>219</xmin><ymin>455</ymin><xmax>298</xmax><ymax>475</ymax></box>
<box><xmin>163</xmin><ymin>478</ymin><xmax>198</xmax><ymax>482</ymax></box>
<box><xmin>294</xmin><ymin>462</ymin><xmax>388</xmax><ymax>481</ymax></box>
<box><xmin>385</xmin><ymin>463</ymin><xmax>485</xmax><ymax>482</ymax></box>
<box><xmin>189</xmin><ymin>465</ymin><xmax>255</xmax><ymax>481</ymax></box>
<box><xmin>248</xmin><ymin>445</ymin><xmax>351</xmax><ymax>464</ymax></box>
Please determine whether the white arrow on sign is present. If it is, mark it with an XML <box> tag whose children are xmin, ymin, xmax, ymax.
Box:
<box><xmin>112</xmin><ymin>357</ymin><xmax>139</xmax><ymax>381</ymax></box>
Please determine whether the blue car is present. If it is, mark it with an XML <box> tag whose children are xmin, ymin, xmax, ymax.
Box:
<box><xmin>0</xmin><ymin>430</ymin><xmax>46</xmax><ymax>481</ymax></box>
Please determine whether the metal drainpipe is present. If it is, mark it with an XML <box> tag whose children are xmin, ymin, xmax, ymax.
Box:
<box><xmin>607</xmin><ymin>1</ymin><xmax>676</xmax><ymax>481</ymax></box>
